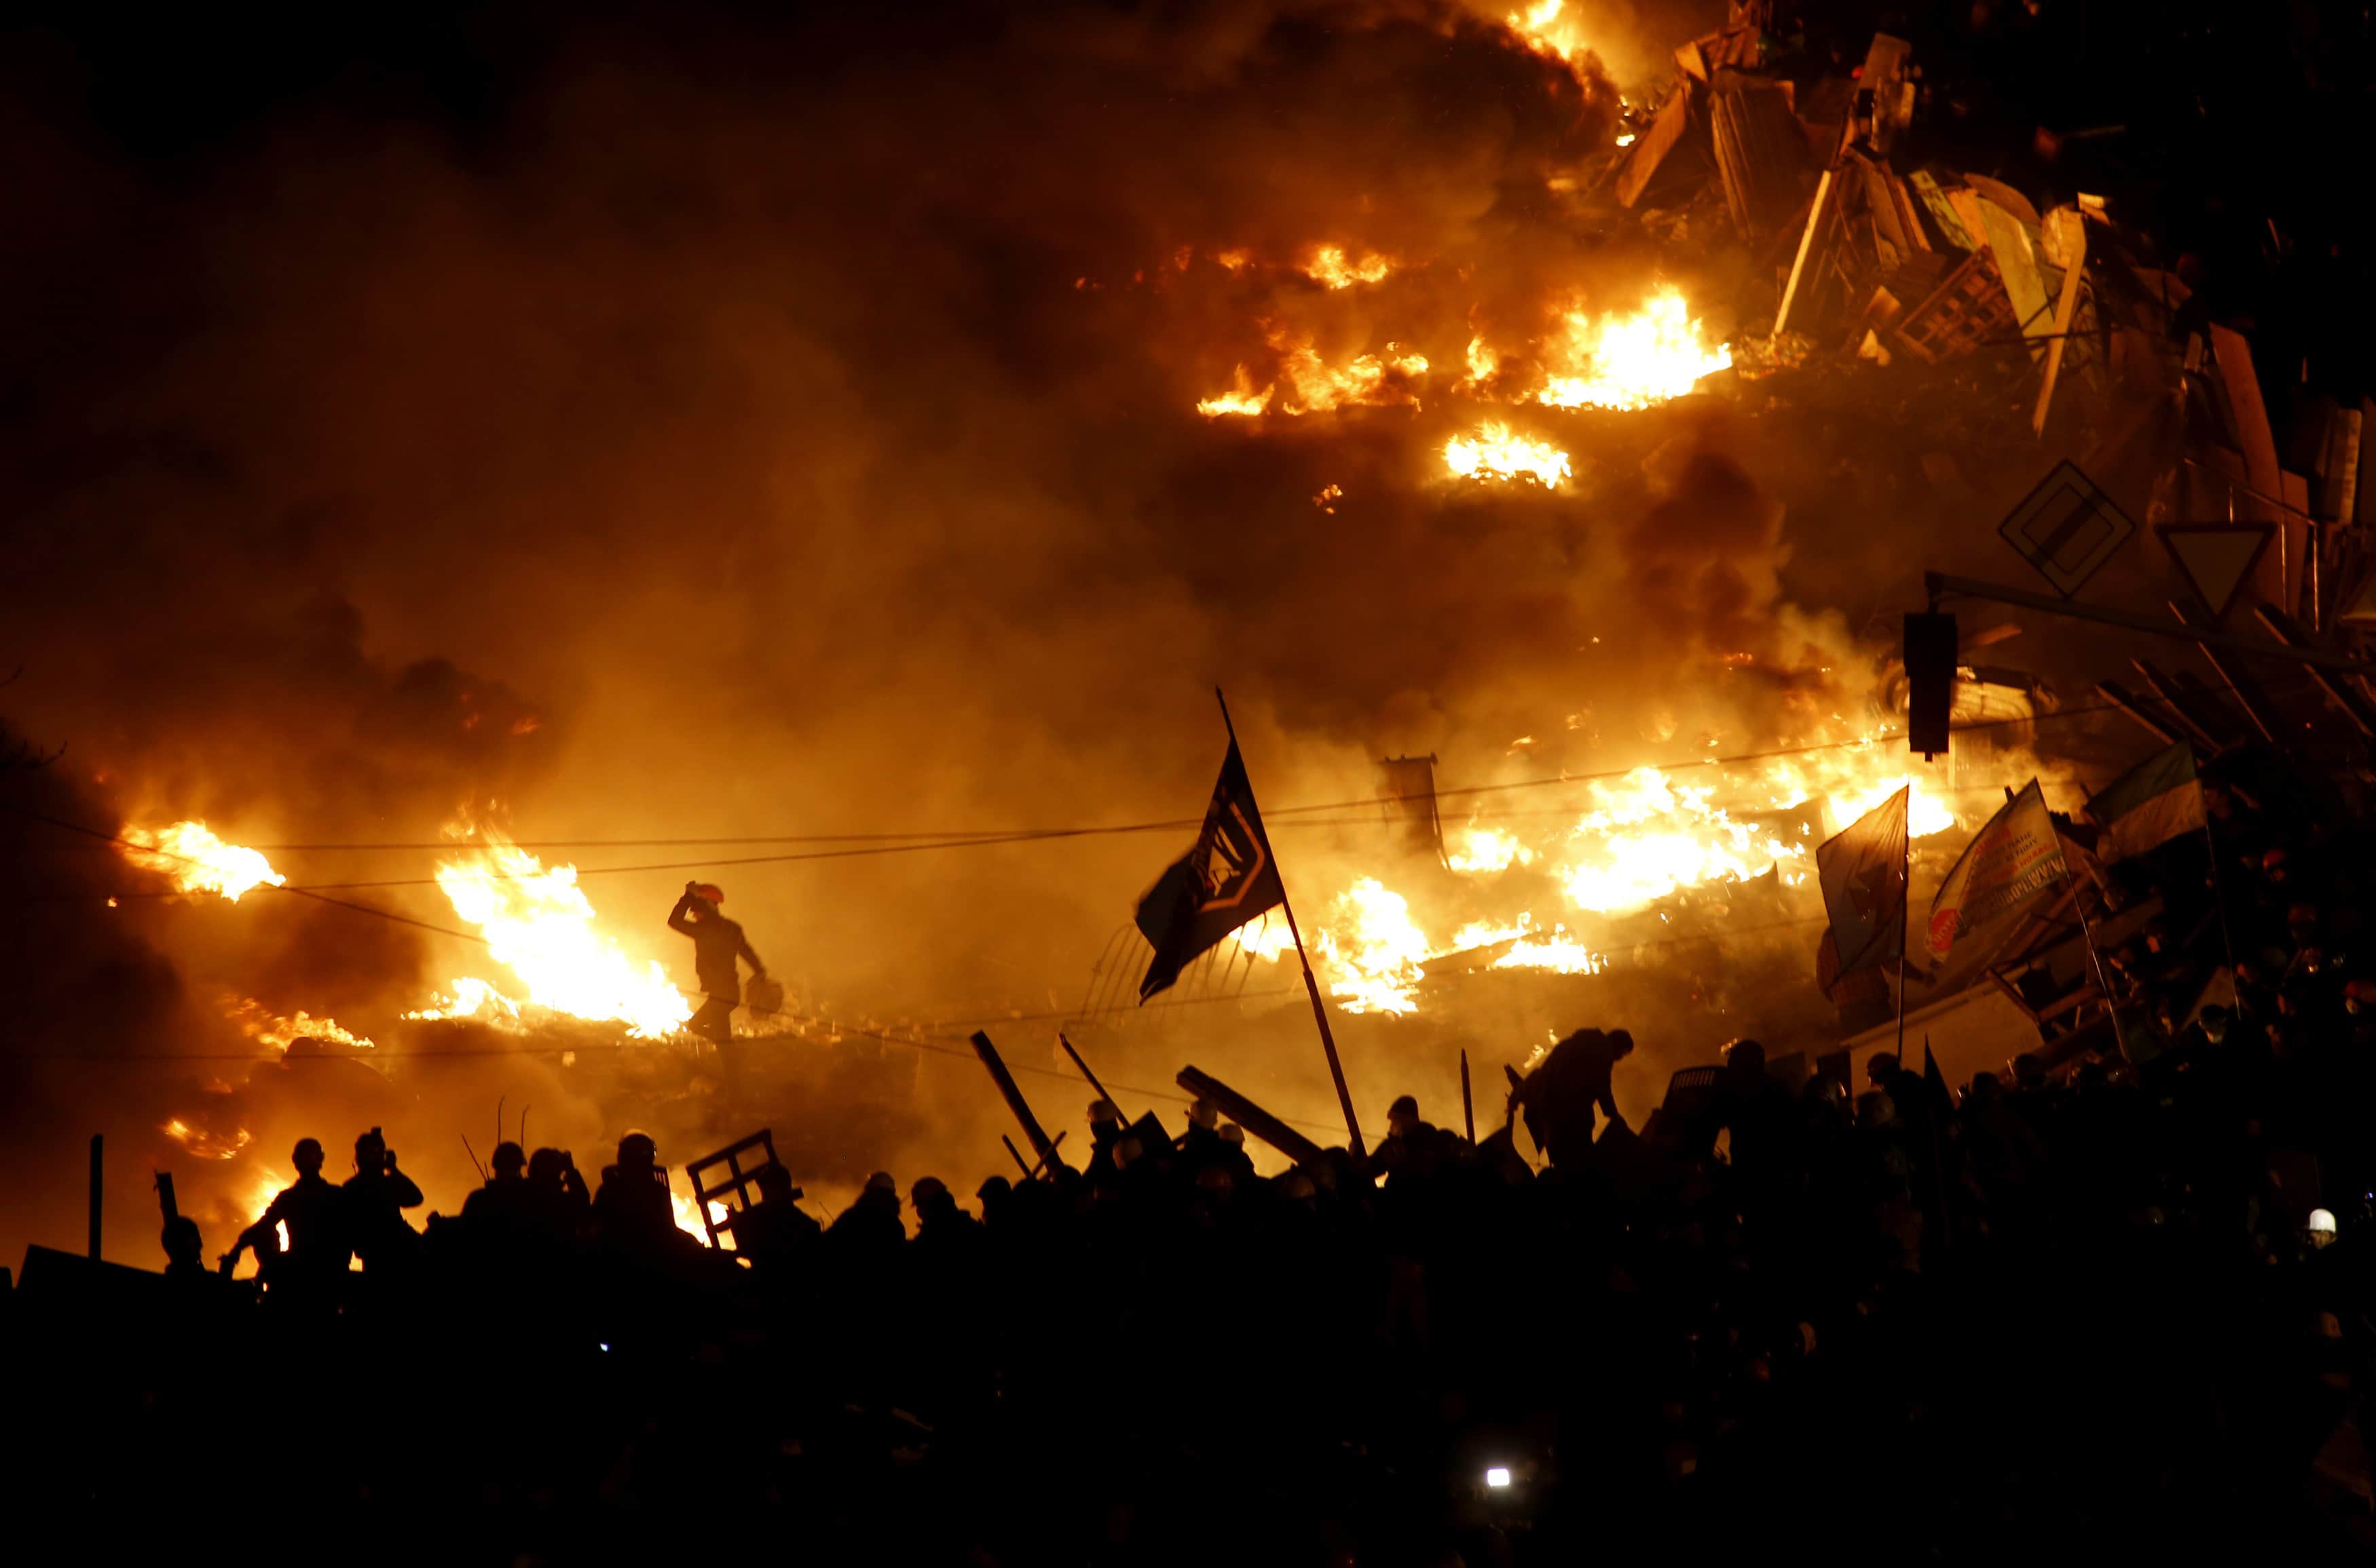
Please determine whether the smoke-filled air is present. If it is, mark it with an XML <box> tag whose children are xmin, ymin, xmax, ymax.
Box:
<box><xmin>2</xmin><ymin>0</ymin><xmax>2079</xmax><ymax>1260</ymax></box>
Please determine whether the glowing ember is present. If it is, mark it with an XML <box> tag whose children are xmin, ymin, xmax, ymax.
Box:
<box><xmin>1445</xmin><ymin>421</ymin><xmax>1572</xmax><ymax>487</ymax></box>
<box><xmin>1537</xmin><ymin>289</ymin><xmax>1731</xmax><ymax>410</ymax></box>
<box><xmin>432</xmin><ymin>826</ymin><xmax>692</xmax><ymax>1038</ymax></box>
<box><xmin>1447</xmin><ymin>827</ymin><xmax>1537</xmax><ymax>873</ymax></box>
<box><xmin>1301</xmin><ymin>244</ymin><xmax>1393</xmax><ymax>289</ymax></box>
<box><xmin>122</xmin><ymin>821</ymin><xmax>285</xmax><ymax>901</ymax></box>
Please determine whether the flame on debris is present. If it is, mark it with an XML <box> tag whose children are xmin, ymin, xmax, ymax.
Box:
<box><xmin>1444</xmin><ymin>422</ymin><xmax>1572</xmax><ymax>487</ymax></box>
<box><xmin>122</xmin><ymin>821</ymin><xmax>286</xmax><ymax>901</ymax></box>
<box><xmin>1556</xmin><ymin>767</ymin><xmax>1800</xmax><ymax>913</ymax></box>
<box><xmin>1200</xmin><ymin>329</ymin><xmax>1428</xmax><ymax>417</ymax></box>
<box><xmin>670</xmin><ymin>1189</ymin><xmax>735</xmax><ymax>1250</ymax></box>
<box><xmin>1301</xmin><ymin>244</ymin><xmax>1394</xmax><ymax>289</ymax></box>
<box><xmin>430</xmin><ymin>825</ymin><xmax>692</xmax><ymax>1038</ymax></box>
<box><xmin>1196</xmin><ymin>366</ymin><xmax>1274</xmax><ymax>418</ymax></box>
<box><xmin>1536</xmin><ymin>290</ymin><xmax>1732</xmax><ymax>410</ymax></box>
<box><xmin>1313</xmin><ymin>878</ymin><xmax>1434</xmax><ymax>1015</ymax></box>
<box><xmin>1506</xmin><ymin>0</ymin><xmax>1595</xmax><ymax>64</ymax></box>
<box><xmin>1447</xmin><ymin>827</ymin><xmax>1537</xmax><ymax>872</ymax></box>
<box><xmin>223</xmin><ymin>995</ymin><xmax>376</xmax><ymax>1051</ymax></box>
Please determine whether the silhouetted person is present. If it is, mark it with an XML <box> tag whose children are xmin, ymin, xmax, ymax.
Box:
<box><xmin>594</xmin><ymin>1131</ymin><xmax>680</xmax><ymax>1255</ymax></box>
<box><xmin>1516</xmin><ymin>1027</ymin><xmax>1635</xmax><ymax>1167</ymax></box>
<box><xmin>828</xmin><ymin>1171</ymin><xmax>906</xmax><ymax>1267</ymax></box>
<box><xmin>161</xmin><ymin>1215</ymin><xmax>208</xmax><ymax>1282</ymax></box>
<box><xmin>462</xmin><ymin>1140</ymin><xmax>540</xmax><ymax>1248</ymax></box>
<box><xmin>527</xmin><ymin>1146</ymin><xmax>593</xmax><ymax>1242</ymax></box>
<box><xmin>1718</xmin><ymin>1039</ymin><xmax>1794</xmax><ymax>1180</ymax></box>
<box><xmin>735</xmin><ymin>1164</ymin><xmax>820</xmax><ymax>1271</ymax></box>
<box><xmin>342</xmin><ymin>1129</ymin><xmax>424</xmax><ymax>1273</ymax></box>
<box><xmin>222</xmin><ymin>1138</ymin><xmax>348</xmax><ymax>1291</ymax></box>
<box><xmin>1375</xmin><ymin>1094</ymin><xmax>1443</xmax><ymax>1179</ymax></box>
<box><xmin>668</xmin><ymin>882</ymin><xmax>767</xmax><ymax>1048</ymax></box>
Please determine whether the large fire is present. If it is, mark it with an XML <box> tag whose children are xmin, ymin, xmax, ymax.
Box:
<box><xmin>420</xmin><ymin>826</ymin><xmax>692</xmax><ymax>1037</ymax></box>
<box><xmin>1301</xmin><ymin>244</ymin><xmax>1394</xmax><ymax>290</ymax></box>
<box><xmin>122</xmin><ymin>821</ymin><xmax>286</xmax><ymax>901</ymax></box>
<box><xmin>1444</xmin><ymin>422</ymin><xmax>1572</xmax><ymax>487</ymax></box>
<box><xmin>1229</xmin><ymin>734</ymin><xmax>2041</xmax><ymax>1015</ymax></box>
<box><xmin>1536</xmin><ymin>290</ymin><xmax>1733</xmax><ymax>410</ymax></box>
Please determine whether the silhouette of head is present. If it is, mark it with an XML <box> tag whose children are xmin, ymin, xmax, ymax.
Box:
<box><xmin>1608</xmin><ymin>1030</ymin><xmax>1635</xmax><ymax>1059</ymax></box>
<box><xmin>617</xmin><ymin>1132</ymin><xmax>657</xmax><ymax>1174</ymax></box>
<box><xmin>864</xmin><ymin>1170</ymin><xmax>897</xmax><ymax>1205</ymax></box>
<box><xmin>1089</xmin><ymin>1099</ymin><xmax>1121</xmax><ymax>1128</ymax></box>
<box><xmin>528</xmin><ymin>1147</ymin><xmax>566</xmax><ymax>1184</ymax></box>
<box><xmin>491</xmin><ymin>1142</ymin><xmax>526</xmax><ymax>1177</ymax></box>
<box><xmin>1387</xmin><ymin>1095</ymin><xmax>1419</xmax><ymax>1136</ymax></box>
<box><xmin>1866</xmin><ymin>1053</ymin><xmax>1900</xmax><ymax>1084</ymax></box>
<box><xmin>354</xmin><ymin>1130</ymin><xmax>386</xmax><ymax>1173</ymax></box>
<box><xmin>1189</xmin><ymin>1098</ymin><xmax>1219</xmax><ymax>1131</ymax></box>
<box><xmin>161</xmin><ymin>1215</ymin><xmax>202</xmax><ymax>1269</ymax></box>
<box><xmin>910</xmin><ymin>1176</ymin><xmax>952</xmax><ymax>1217</ymax></box>
<box><xmin>756</xmin><ymin>1164</ymin><xmax>800</xmax><ymax>1203</ymax></box>
<box><xmin>1726</xmin><ymin>1039</ymin><xmax>1767</xmax><ymax>1075</ymax></box>
<box><xmin>293</xmin><ymin>1138</ymin><xmax>324</xmax><ymax>1177</ymax></box>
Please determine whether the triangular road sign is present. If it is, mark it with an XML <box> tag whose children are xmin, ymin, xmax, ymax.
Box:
<box><xmin>2160</xmin><ymin>523</ymin><xmax>2273</xmax><ymax>622</ymax></box>
<box><xmin>1998</xmin><ymin>460</ymin><xmax>2136</xmax><ymax>597</ymax></box>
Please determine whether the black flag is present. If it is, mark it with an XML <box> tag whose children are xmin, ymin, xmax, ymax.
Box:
<box><xmin>1136</xmin><ymin>740</ymin><xmax>1286</xmax><ymax>1001</ymax></box>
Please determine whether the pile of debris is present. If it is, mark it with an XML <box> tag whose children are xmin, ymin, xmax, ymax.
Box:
<box><xmin>1598</xmin><ymin>3</ymin><xmax>2376</xmax><ymax>641</ymax></box>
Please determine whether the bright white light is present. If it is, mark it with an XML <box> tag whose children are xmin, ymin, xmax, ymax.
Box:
<box><xmin>1485</xmin><ymin>1467</ymin><xmax>1512</xmax><ymax>1489</ymax></box>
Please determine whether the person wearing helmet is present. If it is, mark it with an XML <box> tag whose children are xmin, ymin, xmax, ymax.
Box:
<box><xmin>668</xmin><ymin>880</ymin><xmax>769</xmax><ymax>1051</ymax></box>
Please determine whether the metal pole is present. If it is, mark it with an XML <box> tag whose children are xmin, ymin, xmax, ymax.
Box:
<box><xmin>1927</xmin><ymin>572</ymin><xmax>2376</xmax><ymax>674</ymax></box>
<box><xmin>88</xmin><ymin>1134</ymin><xmax>103</xmax><ymax>1261</ymax></box>
<box><xmin>1215</xmin><ymin>689</ymin><xmax>1366</xmax><ymax>1157</ymax></box>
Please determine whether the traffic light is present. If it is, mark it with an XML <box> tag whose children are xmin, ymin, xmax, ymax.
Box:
<box><xmin>1905</xmin><ymin>612</ymin><xmax>1958</xmax><ymax>758</ymax></box>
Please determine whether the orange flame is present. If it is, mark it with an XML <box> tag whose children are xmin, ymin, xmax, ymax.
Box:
<box><xmin>122</xmin><ymin>821</ymin><xmax>285</xmax><ymax>901</ymax></box>
<box><xmin>1536</xmin><ymin>289</ymin><xmax>1731</xmax><ymax>410</ymax></box>
<box><xmin>1444</xmin><ymin>422</ymin><xmax>1572</xmax><ymax>487</ymax></box>
<box><xmin>428</xmin><ymin>825</ymin><xmax>692</xmax><ymax>1038</ymax></box>
<box><xmin>1301</xmin><ymin>244</ymin><xmax>1394</xmax><ymax>289</ymax></box>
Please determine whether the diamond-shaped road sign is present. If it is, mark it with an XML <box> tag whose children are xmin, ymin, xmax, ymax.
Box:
<box><xmin>2159</xmin><ymin>522</ymin><xmax>2275</xmax><ymax>623</ymax></box>
<box><xmin>1997</xmin><ymin>460</ymin><xmax>2136</xmax><ymax>597</ymax></box>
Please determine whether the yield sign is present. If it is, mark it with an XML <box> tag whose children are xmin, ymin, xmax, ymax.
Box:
<box><xmin>1997</xmin><ymin>460</ymin><xmax>2136</xmax><ymax>597</ymax></box>
<box><xmin>2160</xmin><ymin>523</ymin><xmax>2273</xmax><ymax>622</ymax></box>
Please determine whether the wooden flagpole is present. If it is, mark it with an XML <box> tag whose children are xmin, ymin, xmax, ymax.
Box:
<box><xmin>1217</xmin><ymin>688</ymin><xmax>1366</xmax><ymax>1158</ymax></box>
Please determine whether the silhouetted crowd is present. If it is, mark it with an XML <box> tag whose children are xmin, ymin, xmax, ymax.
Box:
<box><xmin>10</xmin><ymin>752</ymin><xmax>2376</xmax><ymax>1564</ymax></box>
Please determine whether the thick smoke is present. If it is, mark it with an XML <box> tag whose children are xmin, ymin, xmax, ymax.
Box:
<box><xmin>1</xmin><ymin>0</ymin><xmax>1922</xmax><ymax>1255</ymax></box>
